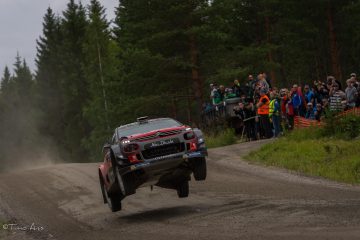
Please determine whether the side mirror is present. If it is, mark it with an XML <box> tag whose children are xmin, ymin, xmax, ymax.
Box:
<box><xmin>102</xmin><ymin>143</ymin><xmax>111</xmax><ymax>153</ymax></box>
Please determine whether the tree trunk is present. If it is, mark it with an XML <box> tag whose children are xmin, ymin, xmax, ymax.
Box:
<box><xmin>327</xmin><ymin>2</ymin><xmax>342</xmax><ymax>81</ymax></box>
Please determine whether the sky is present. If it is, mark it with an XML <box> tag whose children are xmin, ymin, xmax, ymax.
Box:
<box><xmin>0</xmin><ymin>0</ymin><xmax>118</xmax><ymax>74</ymax></box>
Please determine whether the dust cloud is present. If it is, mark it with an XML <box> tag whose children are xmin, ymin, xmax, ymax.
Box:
<box><xmin>0</xmin><ymin>104</ymin><xmax>62</xmax><ymax>173</ymax></box>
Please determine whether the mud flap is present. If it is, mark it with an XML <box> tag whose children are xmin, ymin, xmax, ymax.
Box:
<box><xmin>115</xmin><ymin>166</ymin><xmax>127</xmax><ymax>196</ymax></box>
<box><xmin>115</xmin><ymin>167</ymin><xmax>137</xmax><ymax>196</ymax></box>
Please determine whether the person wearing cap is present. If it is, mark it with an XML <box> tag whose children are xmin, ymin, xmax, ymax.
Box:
<box><xmin>304</xmin><ymin>84</ymin><xmax>315</xmax><ymax>106</ymax></box>
<box><xmin>257</xmin><ymin>89</ymin><xmax>273</xmax><ymax>138</ymax></box>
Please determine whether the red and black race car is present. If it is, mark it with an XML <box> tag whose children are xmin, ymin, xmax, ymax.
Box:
<box><xmin>98</xmin><ymin>117</ymin><xmax>207</xmax><ymax>212</ymax></box>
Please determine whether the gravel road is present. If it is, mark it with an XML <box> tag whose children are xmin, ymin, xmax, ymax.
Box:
<box><xmin>1</xmin><ymin>140</ymin><xmax>360</xmax><ymax>240</ymax></box>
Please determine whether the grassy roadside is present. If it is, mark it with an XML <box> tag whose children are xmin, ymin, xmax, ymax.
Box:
<box><xmin>205</xmin><ymin>128</ymin><xmax>238</xmax><ymax>149</ymax></box>
<box><xmin>245</xmin><ymin>126</ymin><xmax>360</xmax><ymax>184</ymax></box>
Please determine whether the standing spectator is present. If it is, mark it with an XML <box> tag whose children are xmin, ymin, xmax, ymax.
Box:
<box><xmin>243</xmin><ymin>75</ymin><xmax>255</xmax><ymax>99</ymax></box>
<box><xmin>257</xmin><ymin>74</ymin><xmax>270</xmax><ymax>93</ymax></box>
<box><xmin>233</xmin><ymin>102</ymin><xmax>246</xmax><ymax>134</ymax></box>
<box><xmin>284</xmin><ymin>90</ymin><xmax>295</xmax><ymax>130</ymax></box>
<box><xmin>234</xmin><ymin>102</ymin><xmax>256</xmax><ymax>140</ymax></box>
<box><xmin>210</xmin><ymin>83</ymin><xmax>219</xmax><ymax>105</ymax></box>
<box><xmin>304</xmin><ymin>84</ymin><xmax>315</xmax><ymax>105</ymax></box>
<box><xmin>290</xmin><ymin>84</ymin><xmax>302</xmax><ymax>116</ymax></box>
<box><xmin>219</xmin><ymin>85</ymin><xmax>226</xmax><ymax>101</ymax></box>
<box><xmin>248</xmin><ymin>74</ymin><xmax>257</xmax><ymax>89</ymax></box>
<box><xmin>326</xmin><ymin>76</ymin><xmax>336</xmax><ymax>91</ymax></box>
<box><xmin>345</xmin><ymin>79</ymin><xmax>357</xmax><ymax>109</ymax></box>
<box><xmin>314</xmin><ymin>82</ymin><xmax>328</xmax><ymax>105</ymax></box>
<box><xmin>351</xmin><ymin>74</ymin><xmax>360</xmax><ymax>107</ymax></box>
<box><xmin>329</xmin><ymin>81</ymin><xmax>346</xmax><ymax>112</ymax></box>
<box><xmin>257</xmin><ymin>89</ymin><xmax>273</xmax><ymax>138</ymax></box>
<box><xmin>245</xmin><ymin>102</ymin><xmax>257</xmax><ymax>140</ymax></box>
<box><xmin>280</xmin><ymin>88</ymin><xmax>288</xmax><ymax>123</ymax></box>
<box><xmin>269</xmin><ymin>91</ymin><xmax>281</xmax><ymax>137</ymax></box>
<box><xmin>350</xmin><ymin>73</ymin><xmax>357</xmax><ymax>82</ymax></box>
<box><xmin>314</xmin><ymin>103</ymin><xmax>323</xmax><ymax>121</ymax></box>
<box><xmin>262</xmin><ymin>72</ymin><xmax>273</xmax><ymax>90</ymax></box>
<box><xmin>232</xmin><ymin>79</ymin><xmax>242</xmax><ymax>97</ymax></box>
<box><xmin>305</xmin><ymin>102</ymin><xmax>315</xmax><ymax>120</ymax></box>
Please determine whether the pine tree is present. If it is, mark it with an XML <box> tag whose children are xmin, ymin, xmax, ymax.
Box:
<box><xmin>113</xmin><ymin>0</ymin><xmax>211</xmax><ymax>122</ymax></box>
<box><xmin>1</xmin><ymin>66</ymin><xmax>11</xmax><ymax>94</ymax></box>
<box><xmin>82</xmin><ymin>0</ymin><xmax>116</xmax><ymax>159</ymax></box>
<box><xmin>59</xmin><ymin>0</ymin><xmax>90</xmax><ymax>161</ymax></box>
<box><xmin>35</xmin><ymin>7</ymin><xmax>64</xmax><ymax>142</ymax></box>
<box><xmin>12</xmin><ymin>54</ymin><xmax>33</xmax><ymax>101</ymax></box>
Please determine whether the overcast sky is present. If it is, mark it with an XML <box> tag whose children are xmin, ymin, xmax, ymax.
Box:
<box><xmin>0</xmin><ymin>0</ymin><xmax>118</xmax><ymax>74</ymax></box>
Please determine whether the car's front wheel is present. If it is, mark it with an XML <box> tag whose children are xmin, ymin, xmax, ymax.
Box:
<box><xmin>192</xmin><ymin>157</ymin><xmax>207</xmax><ymax>181</ymax></box>
<box><xmin>103</xmin><ymin>184</ymin><xmax>122</xmax><ymax>212</ymax></box>
<box><xmin>177</xmin><ymin>181</ymin><xmax>189</xmax><ymax>198</ymax></box>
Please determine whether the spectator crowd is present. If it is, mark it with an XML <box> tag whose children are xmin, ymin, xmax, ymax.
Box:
<box><xmin>206</xmin><ymin>72</ymin><xmax>360</xmax><ymax>140</ymax></box>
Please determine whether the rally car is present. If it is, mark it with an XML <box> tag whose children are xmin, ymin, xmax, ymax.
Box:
<box><xmin>98</xmin><ymin>117</ymin><xmax>207</xmax><ymax>212</ymax></box>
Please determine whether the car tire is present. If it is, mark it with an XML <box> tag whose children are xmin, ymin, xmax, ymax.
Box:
<box><xmin>110</xmin><ymin>151</ymin><xmax>127</xmax><ymax>196</ymax></box>
<box><xmin>177</xmin><ymin>181</ymin><xmax>189</xmax><ymax>198</ymax></box>
<box><xmin>192</xmin><ymin>157</ymin><xmax>207</xmax><ymax>181</ymax></box>
<box><xmin>103</xmin><ymin>183</ymin><xmax>122</xmax><ymax>212</ymax></box>
<box><xmin>99</xmin><ymin>173</ymin><xmax>107</xmax><ymax>204</ymax></box>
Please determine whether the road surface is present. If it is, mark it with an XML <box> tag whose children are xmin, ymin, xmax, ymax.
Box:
<box><xmin>1</xmin><ymin>140</ymin><xmax>360</xmax><ymax>240</ymax></box>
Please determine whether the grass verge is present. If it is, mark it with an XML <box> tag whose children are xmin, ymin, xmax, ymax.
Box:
<box><xmin>245</xmin><ymin>127</ymin><xmax>360</xmax><ymax>184</ymax></box>
<box><xmin>205</xmin><ymin>128</ymin><xmax>237</xmax><ymax>149</ymax></box>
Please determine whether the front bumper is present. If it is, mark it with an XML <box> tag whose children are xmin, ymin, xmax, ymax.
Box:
<box><xmin>118</xmin><ymin>149</ymin><xmax>207</xmax><ymax>189</ymax></box>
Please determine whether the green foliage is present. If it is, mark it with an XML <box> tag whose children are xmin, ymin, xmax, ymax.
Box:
<box><xmin>321</xmin><ymin>114</ymin><xmax>360</xmax><ymax>140</ymax></box>
<box><xmin>246</xmin><ymin>124</ymin><xmax>360</xmax><ymax>184</ymax></box>
<box><xmin>205</xmin><ymin>129</ymin><xmax>237</xmax><ymax>149</ymax></box>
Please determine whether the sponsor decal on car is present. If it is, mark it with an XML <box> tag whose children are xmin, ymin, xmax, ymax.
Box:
<box><xmin>144</xmin><ymin>138</ymin><xmax>179</xmax><ymax>149</ymax></box>
<box><xmin>187</xmin><ymin>152</ymin><xmax>202</xmax><ymax>158</ymax></box>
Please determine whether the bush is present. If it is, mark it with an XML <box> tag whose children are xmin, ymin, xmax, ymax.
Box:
<box><xmin>321</xmin><ymin>114</ymin><xmax>360</xmax><ymax>140</ymax></box>
<box><xmin>205</xmin><ymin>128</ymin><xmax>237</xmax><ymax>148</ymax></box>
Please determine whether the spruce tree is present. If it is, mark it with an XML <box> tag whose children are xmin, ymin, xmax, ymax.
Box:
<box><xmin>1</xmin><ymin>66</ymin><xmax>11</xmax><ymax>94</ymax></box>
<box><xmin>35</xmin><ymin>7</ymin><xmax>64</xmax><ymax>143</ymax></box>
<box><xmin>59</xmin><ymin>0</ymin><xmax>90</xmax><ymax>161</ymax></box>
<box><xmin>113</xmin><ymin>0</ymin><xmax>211</xmax><ymax>122</ymax></box>
<box><xmin>82</xmin><ymin>0</ymin><xmax>116</xmax><ymax>159</ymax></box>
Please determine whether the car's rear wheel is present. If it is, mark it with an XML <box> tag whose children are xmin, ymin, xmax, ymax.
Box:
<box><xmin>177</xmin><ymin>180</ymin><xmax>189</xmax><ymax>198</ymax></box>
<box><xmin>103</xmin><ymin>183</ymin><xmax>122</xmax><ymax>212</ymax></box>
<box><xmin>192</xmin><ymin>157</ymin><xmax>207</xmax><ymax>181</ymax></box>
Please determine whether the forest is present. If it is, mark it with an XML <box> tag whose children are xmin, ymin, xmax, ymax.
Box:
<box><xmin>0</xmin><ymin>0</ymin><xmax>360</xmax><ymax>166</ymax></box>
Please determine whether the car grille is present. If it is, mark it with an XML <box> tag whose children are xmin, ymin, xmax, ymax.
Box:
<box><xmin>133</xmin><ymin>129</ymin><xmax>183</xmax><ymax>142</ymax></box>
<box><xmin>141</xmin><ymin>143</ymin><xmax>185</xmax><ymax>159</ymax></box>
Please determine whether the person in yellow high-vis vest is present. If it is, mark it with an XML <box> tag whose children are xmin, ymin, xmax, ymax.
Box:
<box><xmin>257</xmin><ymin>89</ymin><xmax>273</xmax><ymax>138</ymax></box>
<box><xmin>269</xmin><ymin>91</ymin><xmax>281</xmax><ymax>137</ymax></box>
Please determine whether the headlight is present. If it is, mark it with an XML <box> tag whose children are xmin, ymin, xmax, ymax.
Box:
<box><xmin>123</xmin><ymin>143</ymin><xmax>139</xmax><ymax>153</ymax></box>
<box><xmin>184</xmin><ymin>131</ymin><xmax>195</xmax><ymax>140</ymax></box>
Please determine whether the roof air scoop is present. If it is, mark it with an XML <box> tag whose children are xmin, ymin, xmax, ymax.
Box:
<box><xmin>137</xmin><ymin>116</ymin><xmax>149</xmax><ymax>124</ymax></box>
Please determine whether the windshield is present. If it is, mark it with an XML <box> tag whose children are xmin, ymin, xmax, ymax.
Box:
<box><xmin>117</xmin><ymin>118</ymin><xmax>182</xmax><ymax>137</ymax></box>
